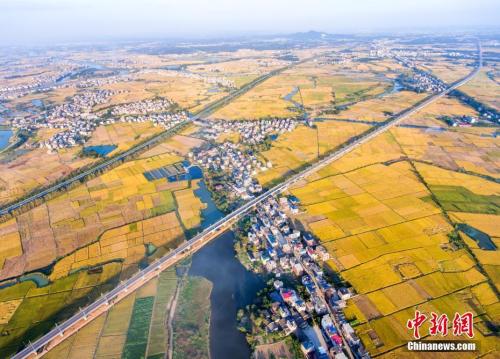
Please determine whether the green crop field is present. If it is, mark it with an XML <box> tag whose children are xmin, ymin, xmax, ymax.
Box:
<box><xmin>122</xmin><ymin>296</ymin><xmax>155</xmax><ymax>359</ymax></box>
<box><xmin>428</xmin><ymin>185</ymin><xmax>500</xmax><ymax>214</ymax></box>
<box><xmin>146</xmin><ymin>269</ymin><xmax>178</xmax><ymax>358</ymax></box>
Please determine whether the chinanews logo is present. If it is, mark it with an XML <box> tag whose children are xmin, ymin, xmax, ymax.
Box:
<box><xmin>406</xmin><ymin>311</ymin><xmax>478</xmax><ymax>352</ymax></box>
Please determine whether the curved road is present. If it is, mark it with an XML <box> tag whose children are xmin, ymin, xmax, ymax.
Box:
<box><xmin>11</xmin><ymin>43</ymin><xmax>481</xmax><ymax>359</ymax></box>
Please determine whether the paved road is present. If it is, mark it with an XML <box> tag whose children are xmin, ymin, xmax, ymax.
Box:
<box><xmin>11</xmin><ymin>43</ymin><xmax>481</xmax><ymax>359</ymax></box>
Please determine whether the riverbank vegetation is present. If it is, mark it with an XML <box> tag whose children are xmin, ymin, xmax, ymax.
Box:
<box><xmin>172</xmin><ymin>276</ymin><xmax>212</xmax><ymax>359</ymax></box>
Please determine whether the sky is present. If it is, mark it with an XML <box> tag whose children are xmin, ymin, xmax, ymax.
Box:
<box><xmin>0</xmin><ymin>0</ymin><xmax>499</xmax><ymax>45</ymax></box>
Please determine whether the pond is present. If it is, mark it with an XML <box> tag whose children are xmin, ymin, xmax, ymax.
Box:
<box><xmin>19</xmin><ymin>272</ymin><xmax>50</xmax><ymax>287</ymax></box>
<box><xmin>0</xmin><ymin>130</ymin><xmax>13</xmax><ymax>151</ymax></box>
<box><xmin>83</xmin><ymin>145</ymin><xmax>117</xmax><ymax>157</ymax></box>
<box><xmin>31</xmin><ymin>99</ymin><xmax>44</xmax><ymax>108</ymax></box>
<box><xmin>457</xmin><ymin>223</ymin><xmax>496</xmax><ymax>250</ymax></box>
<box><xmin>166</xmin><ymin>164</ymin><xmax>203</xmax><ymax>182</ymax></box>
<box><xmin>190</xmin><ymin>180</ymin><xmax>265</xmax><ymax>359</ymax></box>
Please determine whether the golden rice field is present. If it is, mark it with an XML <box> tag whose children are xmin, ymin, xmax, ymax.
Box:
<box><xmin>0</xmin><ymin>132</ymin><xmax>209</xmax><ymax>281</ymax></box>
<box><xmin>174</xmin><ymin>180</ymin><xmax>206</xmax><ymax>230</ymax></box>
<box><xmin>292</xmin><ymin>162</ymin><xmax>440</xmax><ymax>243</ymax></box>
<box><xmin>310</xmin><ymin>131</ymin><xmax>405</xmax><ymax>180</ymax></box>
<box><xmin>392</xmin><ymin>126</ymin><xmax>499</xmax><ymax>179</ymax></box>
<box><xmin>402</xmin><ymin>96</ymin><xmax>479</xmax><ymax>127</ymax></box>
<box><xmin>415</xmin><ymin>162</ymin><xmax>500</xmax><ymax>197</ymax></box>
<box><xmin>210</xmin><ymin>59</ymin><xmax>394</xmax><ymax>120</ymax></box>
<box><xmin>210</xmin><ymin>73</ymin><xmax>295</xmax><ymax>119</ymax></box>
<box><xmin>85</xmin><ymin>121</ymin><xmax>163</xmax><ymax>154</ymax></box>
<box><xmin>0</xmin><ymin>146</ymin><xmax>94</xmax><ymax>206</ymax></box>
<box><xmin>256</xmin><ymin>121</ymin><xmax>371</xmax><ymax>186</ymax></box>
<box><xmin>449</xmin><ymin>212</ymin><xmax>500</xmax><ymax>292</ymax></box>
<box><xmin>331</xmin><ymin>90</ymin><xmax>427</xmax><ymax>123</ymax></box>
<box><xmin>418</xmin><ymin>57</ymin><xmax>474</xmax><ymax>84</ymax></box>
<box><xmin>460</xmin><ymin>67</ymin><xmax>500</xmax><ymax>110</ymax></box>
<box><xmin>416</xmin><ymin>163</ymin><xmax>499</xmax><ymax>295</ymax></box>
<box><xmin>290</xmin><ymin>154</ymin><xmax>499</xmax><ymax>357</ymax></box>
<box><xmin>0</xmin><ymin>219</ymin><xmax>22</xmax><ymax>270</ymax></box>
<box><xmin>49</xmin><ymin>211</ymin><xmax>184</xmax><ymax>280</ymax></box>
<box><xmin>139</xmin><ymin>130</ymin><xmax>205</xmax><ymax>157</ymax></box>
<box><xmin>0</xmin><ymin>299</ymin><xmax>22</xmax><ymax>325</ymax></box>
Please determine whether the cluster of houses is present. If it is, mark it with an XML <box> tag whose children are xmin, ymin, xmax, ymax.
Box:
<box><xmin>10</xmin><ymin>88</ymin><xmax>188</xmax><ymax>151</ymax></box>
<box><xmin>0</xmin><ymin>64</ymin><xmax>80</xmax><ymax>100</ymax></box>
<box><xmin>243</xmin><ymin>196</ymin><xmax>367</xmax><ymax>358</ymax></box>
<box><xmin>41</xmin><ymin>118</ymin><xmax>97</xmax><ymax>150</ymax></box>
<box><xmin>10</xmin><ymin>89</ymin><xmax>118</xmax><ymax>150</ymax></box>
<box><xmin>370</xmin><ymin>47</ymin><xmax>432</xmax><ymax>61</ymax></box>
<box><xmin>398</xmin><ymin>68</ymin><xmax>447</xmax><ymax>94</ymax></box>
<box><xmin>440</xmin><ymin>115</ymin><xmax>478</xmax><ymax>127</ymax></box>
<box><xmin>0</xmin><ymin>81</ymin><xmax>48</xmax><ymax>96</ymax></box>
<box><xmin>11</xmin><ymin>89</ymin><xmax>118</xmax><ymax>132</ymax></box>
<box><xmin>46</xmin><ymin>89</ymin><xmax>120</xmax><ymax>121</ymax></box>
<box><xmin>141</xmin><ymin>69</ymin><xmax>236</xmax><ymax>89</ymax></box>
<box><xmin>189</xmin><ymin>141</ymin><xmax>269</xmax><ymax>199</ymax></box>
<box><xmin>0</xmin><ymin>82</ymin><xmax>68</xmax><ymax>101</ymax></box>
<box><xmin>110</xmin><ymin>111</ymin><xmax>189</xmax><ymax>129</ymax></box>
<box><xmin>76</xmin><ymin>74</ymin><xmax>134</xmax><ymax>89</ymax></box>
<box><xmin>197</xmin><ymin>118</ymin><xmax>299</xmax><ymax>145</ymax></box>
<box><xmin>109</xmin><ymin>98</ymin><xmax>175</xmax><ymax>116</ymax></box>
<box><xmin>38</xmin><ymin>110</ymin><xmax>189</xmax><ymax>151</ymax></box>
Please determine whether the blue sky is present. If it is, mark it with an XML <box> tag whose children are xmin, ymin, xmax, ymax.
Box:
<box><xmin>0</xmin><ymin>0</ymin><xmax>499</xmax><ymax>45</ymax></box>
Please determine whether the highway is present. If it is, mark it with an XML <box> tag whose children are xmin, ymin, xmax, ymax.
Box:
<box><xmin>11</xmin><ymin>43</ymin><xmax>481</xmax><ymax>359</ymax></box>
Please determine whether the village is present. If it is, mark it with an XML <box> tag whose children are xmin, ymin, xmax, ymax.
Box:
<box><xmin>189</xmin><ymin>117</ymin><xmax>301</xmax><ymax>204</ymax></box>
<box><xmin>10</xmin><ymin>91</ymin><xmax>188</xmax><ymax>150</ymax></box>
<box><xmin>236</xmin><ymin>195</ymin><xmax>368</xmax><ymax>359</ymax></box>
<box><xmin>196</xmin><ymin>117</ymin><xmax>299</xmax><ymax>145</ymax></box>
<box><xmin>139</xmin><ymin>68</ymin><xmax>237</xmax><ymax>89</ymax></box>
<box><xmin>108</xmin><ymin>97</ymin><xmax>175</xmax><ymax>116</ymax></box>
<box><xmin>189</xmin><ymin>141</ymin><xmax>268</xmax><ymax>201</ymax></box>
<box><xmin>397</xmin><ymin>68</ymin><xmax>447</xmax><ymax>94</ymax></box>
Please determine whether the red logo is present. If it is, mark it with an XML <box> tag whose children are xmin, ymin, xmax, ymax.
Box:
<box><xmin>407</xmin><ymin>311</ymin><xmax>474</xmax><ymax>339</ymax></box>
<box><xmin>452</xmin><ymin>312</ymin><xmax>474</xmax><ymax>338</ymax></box>
<box><xmin>407</xmin><ymin>310</ymin><xmax>427</xmax><ymax>339</ymax></box>
<box><xmin>429</xmin><ymin>312</ymin><xmax>448</xmax><ymax>336</ymax></box>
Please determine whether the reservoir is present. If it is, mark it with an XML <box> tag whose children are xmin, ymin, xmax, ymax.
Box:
<box><xmin>189</xmin><ymin>180</ymin><xmax>265</xmax><ymax>359</ymax></box>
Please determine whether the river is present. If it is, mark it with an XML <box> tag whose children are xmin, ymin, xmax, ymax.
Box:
<box><xmin>189</xmin><ymin>180</ymin><xmax>265</xmax><ymax>359</ymax></box>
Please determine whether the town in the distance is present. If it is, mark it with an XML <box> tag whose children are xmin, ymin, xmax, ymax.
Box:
<box><xmin>0</xmin><ymin>4</ymin><xmax>499</xmax><ymax>359</ymax></box>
